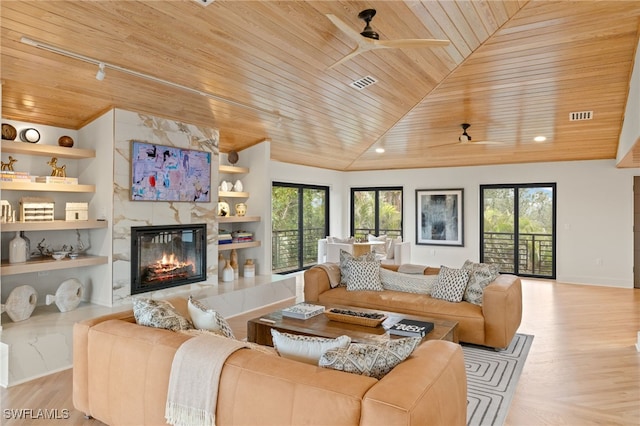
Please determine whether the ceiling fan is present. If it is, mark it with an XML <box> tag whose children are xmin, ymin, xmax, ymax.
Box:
<box><xmin>325</xmin><ymin>9</ymin><xmax>450</xmax><ymax>69</ymax></box>
<box><xmin>430</xmin><ymin>123</ymin><xmax>503</xmax><ymax>148</ymax></box>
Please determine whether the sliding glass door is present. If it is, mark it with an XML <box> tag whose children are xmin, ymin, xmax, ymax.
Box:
<box><xmin>272</xmin><ymin>182</ymin><xmax>329</xmax><ymax>273</ymax></box>
<box><xmin>480</xmin><ymin>183</ymin><xmax>556</xmax><ymax>278</ymax></box>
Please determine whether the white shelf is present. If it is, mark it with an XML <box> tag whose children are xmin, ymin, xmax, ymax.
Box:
<box><xmin>218</xmin><ymin>191</ymin><xmax>249</xmax><ymax>198</ymax></box>
<box><xmin>1</xmin><ymin>255</ymin><xmax>109</xmax><ymax>276</ymax></box>
<box><xmin>1</xmin><ymin>219</ymin><xmax>108</xmax><ymax>232</ymax></box>
<box><xmin>218</xmin><ymin>241</ymin><xmax>261</xmax><ymax>251</ymax></box>
<box><xmin>1</xmin><ymin>140</ymin><xmax>95</xmax><ymax>159</ymax></box>
<box><xmin>0</xmin><ymin>181</ymin><xmax>95</xmax><ymax>192</ymax></box>
<box><xmin>219</xmin><ymin>164</ymin><xmax>249</xmax><ymax>174</ymax></box>
<box><xmin>217</xmin><ymin>216</ymin><xmax>260</xmax><ymax>223</ymax></box>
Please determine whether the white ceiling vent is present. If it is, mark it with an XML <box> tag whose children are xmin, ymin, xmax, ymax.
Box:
<box><xmin>192</xmin><ymin>0</ymin><xmax>215</xmax><ymax>6</ymax></box>
<box><xmin>349</xmin><ymin>75</ymin><xmax>378</xmax><ymax>90</ymax></box>
<box><xmin>569</xmin><ymin>111</ymin><xmax>593</xmax><ymax>121</ymax></box>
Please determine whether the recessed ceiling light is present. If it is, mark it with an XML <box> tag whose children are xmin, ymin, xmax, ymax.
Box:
<box><xmin>375</xmin><ymin>148</ymin><xmax>385</xmax><ymax>153</ymax></box>
<box><xmin>534</xmin><ymin>136</ymin><xmax>547</xmax><ymax>142</ymax></box>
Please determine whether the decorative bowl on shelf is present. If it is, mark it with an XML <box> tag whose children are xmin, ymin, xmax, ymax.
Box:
<box><xmin>52</xmin><ymin>251</ymin><xmax>68</xmax><ymax>260</ymax></box>
<box><xmin>68</xmin><ymin>253</ymin><xmax>79</xmax><ymax>260</ymax></box>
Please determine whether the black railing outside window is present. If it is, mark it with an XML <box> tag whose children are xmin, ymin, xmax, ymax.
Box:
<box><xmin>483</xmin><ymin>232</ymin><xmax>553</xmax><ymax>276</ymax></box>
<box><xmin>272</xmin><ymin>227</ymin><xmax>325</xmax><ymax>273</ymax></box>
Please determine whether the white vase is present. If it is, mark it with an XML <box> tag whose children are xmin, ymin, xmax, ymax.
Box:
<box><xmin>233</xmin><ymin>180</ymin><xmax>243</xmax><ymax>192</ymax></box>
<box><xmin>20</xmin><ymin>231</ymin><xmax>31</xmax><ymax>259</ymax></box>
<box><xmin>244</xmin><ymin>259</ymin><xmax>255</xmax><ymax>278</ymax></box>
<box><xmin>222</xmin><ymin>260</ymin><xmax>234</xmax><ymax>282</ymax></box>
<box><xmin>9</xmin><ymin>231</ymin><xmax>27</xmax><ymax>264</ymax></box>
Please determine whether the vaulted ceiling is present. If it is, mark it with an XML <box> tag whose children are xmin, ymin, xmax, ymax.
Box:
<box><xmin>2</xmin><ymin>1</ymin><xmax>639</xmax><ymax>171</ymax></box>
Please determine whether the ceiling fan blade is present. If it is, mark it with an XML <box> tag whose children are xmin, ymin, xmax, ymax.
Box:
<box><xmin>327</xmin><ymin>47</ymin><xmax>366</xmax><ymax>69</ymax></box>
<box><xmin>473</xmin><ymin>141</ymin><xmax>503</xmax><ymax>145</ymax></box>
<box><xmin>375</xmin><ymin>38</ymin><xmax>451</xmax><ymax>49</ymax></box>
<box><xmin>429</xmin><ymin>141</ymin><xmax>462</xmax><ymax>148</ymax></box>
<box><xmin>326</xmin><ymin>14</ymin><xmax>366</xmax><ymax>44</ymax></box>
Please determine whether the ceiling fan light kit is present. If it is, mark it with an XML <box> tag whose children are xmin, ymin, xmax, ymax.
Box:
<box><xmin>459</xmin><ymin>123</ymin><xmax>472</xmax><ymax>142</ymax></box>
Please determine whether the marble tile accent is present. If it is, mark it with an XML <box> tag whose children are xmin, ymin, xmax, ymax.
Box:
<box><xmin>0</xmin><ymin>275</ymin><xmax>296</xmax><ymax>387</ymax></box>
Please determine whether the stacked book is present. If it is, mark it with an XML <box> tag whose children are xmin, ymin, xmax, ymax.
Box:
<box><xmin>1</xmin><ymin>171</ymin><xmax>31</xmax><ymax>182</ymax></box>
<box><xmin>218</xmin><ymin>231</ymin><xmax>233</xmax><ymax>245</ymax></box>
<box><xmin>281</xmin><ymin>303</ymin><xmax>325</xmax><ymax>320</ymax></box>
<box><xmin>35</xmin><ymin>176</ymin><xmax>78</xmax><ymax>184</ymax></box>
<box><xmin>232</xmin><ymin>230</ymin><xmax>253</xmax><ymax>243</ymax></box>
<box><xmin>388</xmin><ymin>319</ymin><xmax>434</xmax><ymax>337</ymax></box>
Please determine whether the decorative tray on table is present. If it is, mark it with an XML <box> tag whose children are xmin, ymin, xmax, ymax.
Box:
<box><xmin>324</xmin><ymin>308</ymin><xmax>387</xmax><ymax>327</ymax></box>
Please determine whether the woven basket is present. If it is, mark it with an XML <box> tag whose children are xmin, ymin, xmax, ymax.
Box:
<box><xmin>324</xmin><ymin>309</ymin><xmax>387</xmax><ymax>327</ymax></box>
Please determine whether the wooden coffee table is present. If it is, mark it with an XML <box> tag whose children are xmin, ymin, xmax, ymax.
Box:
<box><xmin>247</xmin><ymin>303</ymin><xmax>458</xmax><ymax>346</ymax></box>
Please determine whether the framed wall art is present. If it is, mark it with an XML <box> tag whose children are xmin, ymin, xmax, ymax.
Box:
<box><xmin>131</xmin><ymin>141</ymin><xmax>211</xmax><ymax>202</ymax></box>
<box><xmin>416</xmin><ymin>188</ymin><xmax>463</xmax><ymax>246</ymax></box>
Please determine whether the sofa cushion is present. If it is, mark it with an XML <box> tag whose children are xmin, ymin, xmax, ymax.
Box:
<box><xmin>346</xmin><ymin>259</ymin><xmax>383</xmax><ymax>291</ymax></box>
<box><xmin>339</xmin><ymin>249</ymin><xmax>377</xmax><ymax>286</ymax></box>
<box><xmin>462</xmin><ymin>260</ymin><xmax>500</xmax><ymax>306</ymax></box>
<box><xmin>385</xmin><ymin>236</ymin><xmax>403</xmax><ymax>259</ymax></box>
<box><xmin>431</xmin><ymin>266</ymin><xmax>470</xmax><ymax>303</ymax></box>
<box><xmin>379</xmin><ymin>267</ymin><xmax>436</xmax><ymax>295</ymax></box>
<box><xmin>187</xmin><ymin>296</ymin><xmax>235</xmax><ymax>338</ymax></box>
<box><xmin>132</xmin><ymin>298</ymin><xmax>194</xmax><ymax>331</ymax></box>
<box><xmin>367</xmin><ymin>234</ymin><xmax>389</xmax><ymax>255</ymax></box>
<box><xmin>318</xmin><ymin>337</ymin><xmax>421</xmax><ymax>379</ymax></box>
<box><xmin>327</xmin><ymin>236</ymin><xmax>355</xmax><ymax>244</ymax></box>
<box><xmin>271</xmin><ymin>329</ymin><xmax>351</xmax><ymax>364</ymax></box>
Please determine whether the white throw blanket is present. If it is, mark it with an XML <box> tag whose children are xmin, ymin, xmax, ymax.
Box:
<box><xmin>165</xmin><ymin>334</ymin><xmax>248</xmax><ymax>426</ymax></box>
<box><xmin>312</xmin><ymin>262</ymin><xmax>341</xmax><ymax>288</ymax></box>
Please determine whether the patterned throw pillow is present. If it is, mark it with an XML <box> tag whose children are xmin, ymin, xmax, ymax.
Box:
<box><xmin>345</xmin><ymin>259</ymin><xmax>383</xmax><ymax>291</ymax></box>
<box><xmin>271</xmin><ymin>329</ymin><xmax>351</xmax><ymax>364</ymax></box>
<box><xmin>319</xmin><ymin>337</ymin><xmax>421</xmax><ymax>379</ymax></box>
<box><xmin>431</xmin><ymin>266</ymin><xmax>471</xmax><ymax>302</ymax></box>
<box><xmin>461</xmin><ymin>260</ymin><xmax>500</xmax><ymax>306</ymax></box>
<box><xmin>339</xmin><ymin>249</ymin><xmax>377</xmax><ymax>286</ymax></box>
<box><xmin>132</xmin><ymin>298</ymin><xmax>194</xmax><ymax>331</ymax></box>
<box><xmin>379</xmin><ymin>267</ymin><xmax>437</xmax><ymax>295</ymax></box>
<box><xmin>187</xmin><ymin>296</ymin><xmax>235</xmax><ymax>338</ymax></box>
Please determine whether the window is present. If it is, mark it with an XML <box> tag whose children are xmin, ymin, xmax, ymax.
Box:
<box><xmin>480</xmin><ymin>183</ymin><xmax>556</xmax><ymax>278</ymax></box>
<box><xmin>350</xmin><ymin>187</ymin><xmax>403</xmax><ymax>240</ymax></box>
<box><xmin>272</xmin><ymin>182</ymin><xmax>329</xmax><ymax>273</ymax></box>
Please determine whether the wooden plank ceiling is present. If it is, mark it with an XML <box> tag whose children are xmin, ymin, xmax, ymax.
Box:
<box><xmin>2</xmin><ymin>1</ymin><xmax>639</xmax><ymax>171</ymax></box>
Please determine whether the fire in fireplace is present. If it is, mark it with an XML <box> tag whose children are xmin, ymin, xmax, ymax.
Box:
<box><xmin>131</xmin><ymin>223</ymin><xmax>207</xmax><ymax>294</ymax></box>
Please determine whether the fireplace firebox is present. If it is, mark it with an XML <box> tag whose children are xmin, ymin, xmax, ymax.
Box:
<box><xmin>131</xmin><ymin>224</ymin><xmax>207</xmax><ymax>295</ymax></box>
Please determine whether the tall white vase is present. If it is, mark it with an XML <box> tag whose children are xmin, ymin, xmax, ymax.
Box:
<box><xmin>9</xmin><ymin>231</ymin><xmax>27</xmax><ymax>263</ymax></box>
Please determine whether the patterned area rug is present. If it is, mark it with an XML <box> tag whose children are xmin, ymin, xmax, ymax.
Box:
<box><xmin>463</xmin><ymin>333</ymin><xmax>534</xmax><ymax>426</ymax></box>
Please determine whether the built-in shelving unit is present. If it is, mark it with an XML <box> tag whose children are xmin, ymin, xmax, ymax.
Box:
<box><xmin>0</xmin><ymin>140</ymin><xmax>108</xmax><ymax>279</ymax></box>
<box><xmin>218</xmin><ymin>162</ymin><xmax>261</xmax><ymax>255</ymax></box>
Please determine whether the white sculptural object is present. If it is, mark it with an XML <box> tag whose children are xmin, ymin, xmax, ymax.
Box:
<box><xmin>46</xmin><ymin>278</ymin><xmax>84</xmax><ymax>312</ymax></box>
<box><xmin>0</xmin><ymin>285</ymin><xmax>38</xmax><ymax>322</ymax></box>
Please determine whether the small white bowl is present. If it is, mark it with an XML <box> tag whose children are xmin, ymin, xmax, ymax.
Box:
<box><xmin>68</xmin><ymin>253</ymin><xmax>79</xmax><ymax>260</ymax></box>
<box><xmin>52</xmin><ymin>252</ymin><xmax>67</xmax><ymax>260</ymax></box>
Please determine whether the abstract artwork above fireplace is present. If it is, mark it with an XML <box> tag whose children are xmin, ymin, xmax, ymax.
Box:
<box><xmin>131</xmin><ymin>223</ymin><xmax>207</xmax><ymax>295</ymax></box>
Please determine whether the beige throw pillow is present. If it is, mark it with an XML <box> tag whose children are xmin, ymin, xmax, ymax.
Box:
<box><xmin>271</xmin><ymin>329</ymin><xmax>351</xmax><ymax>364</ymax></box>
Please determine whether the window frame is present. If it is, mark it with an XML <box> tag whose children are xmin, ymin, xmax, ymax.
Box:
<box><xmin>350</xmin><ymin>186</ymin><xmax>404</xmax><ymax>239</ymax></box>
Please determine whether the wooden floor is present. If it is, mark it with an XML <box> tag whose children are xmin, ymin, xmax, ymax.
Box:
<box><xmin>1</xmin><ymin>279</ymin><xmax>638</xmax><ymax>426</ymax></box>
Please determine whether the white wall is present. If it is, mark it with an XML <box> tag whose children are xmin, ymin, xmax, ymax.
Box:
<box><xmin>271</xmin><ymin>158</ymin><xmax>637</xmax><ymax>288</ymax></box>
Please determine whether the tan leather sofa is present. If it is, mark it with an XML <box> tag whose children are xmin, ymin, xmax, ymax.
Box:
<box><xmin>304</xmin><ymin>264</ymin><xmax>522</xmax><ymax>349</ymax></box>
<box><xmin>73</xmin><ymin>297</ymin><xmax>468</xmax><ymax>426</ymax></box>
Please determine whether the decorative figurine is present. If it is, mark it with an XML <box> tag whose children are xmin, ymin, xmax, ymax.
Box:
<box><xmin>47</xmin><ymin>157</ymin><xmax>67</xmax><ymax>177</ymax></box>
<box><xmin>1</xmin><ymin>156</ymin><xmax>17</xmax><ymax>171</ymax></box>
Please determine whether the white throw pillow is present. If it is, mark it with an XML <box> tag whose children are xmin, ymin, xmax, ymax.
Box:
<box><xmin>379</xmin><ymin>267</ymin><xmax>436</xmax><ymax>294</ymax></box>
<box><xmin>327</xmin><ymin>236</ymin><xmax>355</xmax><ymax>244</ymax></box>
<box><xmin>271</xmin><ymin>329</ymin><xmax>351</xmax><ymax>364</ymax></box>
<box><xmin>367</xmin><ymin>234</ymin><xmax>389</xmax><ymax>255</ymax></box>
<box><xmin>385</xmin><ymin>236</ymin><xmax>403</xmax><ymax>259</ymax></box>
<box><xmin>187</xmin><ymin>296</ymin><xmax>235</xmax><ymax>338</ymax></box>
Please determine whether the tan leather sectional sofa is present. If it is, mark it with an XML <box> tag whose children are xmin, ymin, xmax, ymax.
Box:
<box><xmin>73</xmin><ymin>297</ymin><xmax>468</xmax><ymax>426</ymax></box>
<box><xmin>304</xmin><ymin>264</ymin><xmax>522</xmax><ymax>349</ymax></box>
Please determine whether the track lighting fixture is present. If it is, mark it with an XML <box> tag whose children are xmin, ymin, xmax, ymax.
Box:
<box><xmin>95</xmin><ymin>63</ymin><xmax>105</xmax><ymax>81</ymax></box>
<box><xmin>20</xmin><ymin>36</ymin><xmax>290</xmax><ymax>121</ymax></box>
<box><xmin>459</xmin><ymin>123</ymin><xmax>471</xmax><ymax>142</ymax></box>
